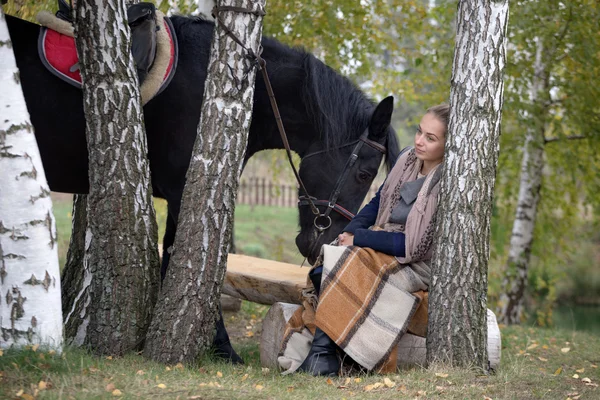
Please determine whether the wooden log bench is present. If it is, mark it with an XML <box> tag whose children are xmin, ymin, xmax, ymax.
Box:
<box><xmin>224</xmin><ymin>253</ymin><xmax>501</xmax><ymax>371</ymax></box>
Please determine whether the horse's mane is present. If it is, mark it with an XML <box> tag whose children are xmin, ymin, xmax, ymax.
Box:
<box><xmin>170</xmin><ymin>15</ymin><xmax>399</xmax><ymax>170</ymax></box>
<box><xmin>301</xmin><ymin>54</ymin><xmax>399</xmax><ymax>171</ymax></box>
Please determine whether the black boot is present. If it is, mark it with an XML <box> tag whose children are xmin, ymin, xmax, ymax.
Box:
<box><xmin>212</xmin><ymin>308</ymin><xmax>244</xmax><ymax>364</ymax></box>
<box><xmin>297</xmin><ymin>327</ymin><xmax>340</xmax><ymax>376</ymax></box>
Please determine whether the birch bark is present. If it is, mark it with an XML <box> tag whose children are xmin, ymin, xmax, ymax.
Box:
<box><xmin>427</xmin><ymin>0</ymin><xmax>508</xmax><ymax>370</ymax></box>
<box><xmin>0</xmin><ymin>8</ymin><xmax>63</xmax><ymax>350</ymax></box>
<box><xmin>498</xmin><ymin>39</ymin><xmax>548</xmax><ymax>325</ymax></box>
<box><xmin>144</xmin><ymin>0</ymin><xmax>265</xmax><ymax>364</ymax></box>
<box><xmin>68</xmin><ymin>0</ymin><xmax>160</xmax><ymax>355</ymax></box>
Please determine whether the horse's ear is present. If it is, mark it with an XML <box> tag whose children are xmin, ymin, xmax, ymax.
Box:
<box><xmin>368</xmin><ymin>96</ymin><xmax>394</xmax><ymax>142</ymax></box>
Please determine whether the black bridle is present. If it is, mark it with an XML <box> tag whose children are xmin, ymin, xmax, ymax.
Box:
<box><xmin>298</xmin><ymin>132</ymin><xmax>386</xmax><ymax>232</ymax></box>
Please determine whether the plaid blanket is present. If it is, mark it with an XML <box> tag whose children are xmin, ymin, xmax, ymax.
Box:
<box><xmin>278</xmin><ymin>245</ymin><xmax>429</xmax><ymax>374</ymax></box>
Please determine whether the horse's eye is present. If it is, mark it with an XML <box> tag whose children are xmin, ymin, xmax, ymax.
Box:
<box><xmin>357</xmin><ymin>171</ymin><xmax>371</xmax><ymax>182</ymax></box>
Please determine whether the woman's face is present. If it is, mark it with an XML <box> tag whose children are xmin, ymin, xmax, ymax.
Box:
<box><xmin>414</xmin><ymin>113</ymin><xmax>446</xmax><ymax>166</ymax></box>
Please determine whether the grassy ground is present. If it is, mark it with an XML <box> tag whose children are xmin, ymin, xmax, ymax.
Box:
<box><xmin>1</xmin><ymin>310</ymin><xmax>599</xmax><ymax>399</ymax></box>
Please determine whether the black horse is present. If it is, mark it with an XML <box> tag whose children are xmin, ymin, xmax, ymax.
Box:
<box><xmin>6</xmin><ymin>13</ymin><xmax>400</xmax><ymax>360</ymax></box>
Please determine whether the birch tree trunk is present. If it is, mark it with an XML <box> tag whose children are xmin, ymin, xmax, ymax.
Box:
<box><xmin>0</xmin><ymin>8</ymin><xmax>63</xmax><ymax>349</ymax></box>
<box><xmin>144</xmin><ymin>0</ymin><xmax>265</xmax><ymax>364</ymax></box>
<box><xmin>68</xmin><ymin>0</ymin><xmax>160</xmax><ymax>355</ymax></box>
<box><xmin>498</xmin><ymin>39</ymin><xmax>549</xmax><ymax>325</ymax></box>
<box><xmin>427</xmin><ymin>0</ymin><xmax>508</xmax><ymax>370</ymax></box>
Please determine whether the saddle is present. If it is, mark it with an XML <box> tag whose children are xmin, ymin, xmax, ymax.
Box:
<box><xmin>37</xmin><ymin>0</ymin><xmax>178</xmax><ymax>105</ymax></box>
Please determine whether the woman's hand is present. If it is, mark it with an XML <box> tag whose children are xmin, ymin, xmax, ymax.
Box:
<box><xmin>338</xmin><ymin>232</ymin><xmax>354</xmax><ymax>246</ymax></box>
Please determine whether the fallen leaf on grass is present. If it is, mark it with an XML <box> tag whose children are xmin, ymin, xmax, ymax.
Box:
<box><xmin>326</xmin><ymin>378</ymin><xmax>334</xmax><ymax>385</ymax></box>
<box><xmin>591</xmin><ymin>364</ymin><xmax>597</xmax><ymax>369</ymax></box>
<box><xmin>31</xmin><ymin>344</ymin><xmax>40</xmax><ymax>352</ymax></box>
<box><xmin>384</xmin><ymin>377</ymin><xmax>395</xmax><ymax>388</ymax></box>
<box><xmin>157</xmin><ymin>383</ymin><xmax>167</xmax><ymax>389</ymax></box>
<box><xmin>112</xmin><ymin>389</ymin><xmax>122</xmax><ymax>396</ymax></box>
<box><xmin>575</xmin><ymin>368</ymin><xmax>585</xmax><ymax>373</ymax></box>
<box><xmin>216</xmin><ymin>371</ymin><xmax>223</xmax><ymax>378</ymax></box>
<box><xmin>354</xmin><ymin>378</ymin><xmax>361</xmax><ymax>383</ymax></box>
<box><xmin>16</xmin><ymin>390</ymin><xmax>24</xmax><ymax>396</ymax></box>
<box><xmin>572</xmin><ymin>374</ymin><xmax>579</xmax><ymax>379</ymax></box>
<box><xmin>542</xmin><ymin>345</ymin><xmax>549</xmax><ymax>349</ymax></box>
<box><xmin>106</xmin><ymin>356</ymin><xmax>113</xmax><ymax>360</ymax></box>
<box><xmin>483</xmin><ymin>396</ymin><xmax>493</xmax><ymax>400</ymax></box>
<box><xmin>136</xmin><ymin>370</ymin><xmax>145</xmax><ymax>375</ymax></box>
<box><xmin>175</xmin><ymin>363</ymin><xmax>184</xmax><ymax>370</ymax></box>
<box><xmin>561</xmin><ymin>348</ymin><xmax>571</xmax><ymax>353</ymax></box>
<box><xmin>364</xmin><ymin>382</ymin><xmax>384</xmax><ymax>392</ymax></box>
<box><xmin>165</xmin><ymin>366</ymin><xmax>172</xmax><ymax>371</ymax></box>
<box><xmin>20</xmin><ymin>394</ymin><xmax>35</xmax><ymax>400</ymax></box>
<box><xmin>435</xmin><ymin>373</ymin><xmax>449</xmax><ymax>378</ymax></box>
<box><xmin>527</xmin><ymin>343</ymin><xmax>538</xmax><ymax>350</ymax></box>
<box><xmin>261</xmin><ymin>367</ymin><xmax>270</xmax><ymax>374</ymax></box>
<box><xmin>245</xmin><ymin>331</ymin><xmax>255</xmax><ymax>338</ymax></box>
<box><xmin>105</xmin><ymin>383</ymin><xmax>116</xmax><ymax>392</ymax></box>
<box><xmin>344</xmin><ymin>377</ymin><xmax>351</xmax><ymax>385</ymax></box>
<box><xmin>287</xmin><ymin>386</ymin><xmax>294</xmax><ymax>392</ymax></box>
<box><xmin>538</xmin><ymin>357</ymin><xmax>548</xmax><ymax>362</ymax></box>
<box><xmin>254</xmin><ymin>384</ymin><xmax>264</xmax><ymax>391</ymax></box>
<box><xmin>38</xmin><ymin>381</ymin><xmax>47</xmax><ymax>390</ymax></box>
<box><xmin>417</xmin><ymin>390</ymin><xmax>427</xmax><ymax>396</ymax></box>
<box><xmin>554</xmin><ymin>367</ymin><xmax>563</xmax><ymax>376</ymax></box>
<box><xmin>241</xmin><ymin>374</ymin><xmax>249</xmax><ymax>381</ymax></box>
<box><xmin>396</xmin><ymin>384</ymin><xmax>408</xmax><ymax>392</ymax></box>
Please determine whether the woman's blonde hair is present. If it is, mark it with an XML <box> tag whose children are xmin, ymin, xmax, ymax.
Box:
<box><xmin>426</xmin><ymin>104</ymin><xmax>450</xmax><ymax>133</ymax></box>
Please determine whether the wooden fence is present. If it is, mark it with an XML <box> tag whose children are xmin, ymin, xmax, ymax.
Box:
<box><xmin>237</xmin><ymin>177</ymin><xmax>379</xmax><ymax>208</ymax></box>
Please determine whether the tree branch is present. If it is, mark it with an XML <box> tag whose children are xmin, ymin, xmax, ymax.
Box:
<box><xmin>544</xmin><ymin>134</ymin><xmax>588</xmax><ymax>144</ymax></box>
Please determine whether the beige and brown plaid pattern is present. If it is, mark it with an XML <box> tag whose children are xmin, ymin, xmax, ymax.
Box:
<box><xmin>315</xmin><ymin>245</ymin><xmax>427</xmax><ymax>372</ymax></box>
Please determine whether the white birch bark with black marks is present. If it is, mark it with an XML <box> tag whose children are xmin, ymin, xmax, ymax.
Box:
<box><xmin>0</xmin><ymin>8</ymin><xmax>63</xmax><ymax>349</ymax></box>
<box><xmin>498</xmin><ymin>39</ymin><xmax>548</xmax><ymax>325</ymax></box>
<box><xmin>427</xmin><ymin>0</ymin><xmax>508</xmax><ymax>370</ymax></box>
<box><xmin>144</xmin><ymin>0</ymin><xmax>265</xmax><ymax>364</ymax></box>
<box><xmin>69</xmin><ymin>0</ymin><xmax>160</xmax><ymax>355</ymax></box>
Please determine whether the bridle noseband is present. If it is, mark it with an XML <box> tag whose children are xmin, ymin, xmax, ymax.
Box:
<box><xmin>298</xmin><ymin>131</ymin><xmax>387</xmax><ymax>232</ymax></box>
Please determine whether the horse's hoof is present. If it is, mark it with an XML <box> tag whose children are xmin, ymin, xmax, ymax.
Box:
<box><xmin>212</xmin><ymin>341</ymin><xmax>244</xmax><ymax>365</ymax></box>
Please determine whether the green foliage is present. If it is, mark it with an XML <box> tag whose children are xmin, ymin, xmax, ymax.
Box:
<box><xmin>2</xmin><ymin>0</ymin><xmax>56</xmax><ymax>21</ymax></box>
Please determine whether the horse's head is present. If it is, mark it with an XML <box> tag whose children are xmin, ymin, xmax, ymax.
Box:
<box><xmin>295</xmin><ymin>96</ymin><xmax>399</xmax><ymax>264</ymax></box>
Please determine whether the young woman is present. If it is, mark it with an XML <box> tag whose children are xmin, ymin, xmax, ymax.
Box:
<box><xmin>292</xmin><ymin>104</ymin><xmax>450</xmax><ymax>376</ymax></box>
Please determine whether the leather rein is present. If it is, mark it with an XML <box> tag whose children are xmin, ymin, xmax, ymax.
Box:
<box><xmin>211</xmin><ymin>5</ymin><xmax>387</xmax><ymax>235</ymax></box>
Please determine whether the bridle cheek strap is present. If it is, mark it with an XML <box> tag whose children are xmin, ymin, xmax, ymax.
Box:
<box><xmin>298</xmin><ymin>131</ymin><xmax>386</xmax><ymax>231</ymax></box>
